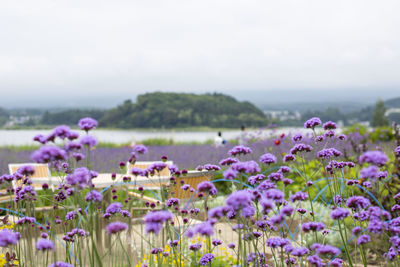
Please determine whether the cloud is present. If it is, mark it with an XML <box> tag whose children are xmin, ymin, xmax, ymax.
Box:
<box><xmin>0</xmin><ymin>0</ymin><xmax>399</xmax><ymax>100</ymax></box>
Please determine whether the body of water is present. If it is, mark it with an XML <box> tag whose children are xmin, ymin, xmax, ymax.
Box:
<box><xmin>0</xmin><ymin>128</ymin><xmax>314</xmax><ymax>146</ymax></box>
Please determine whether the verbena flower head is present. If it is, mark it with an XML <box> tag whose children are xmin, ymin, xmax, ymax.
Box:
<box><xmin>346</xmin><ymin>196</ymin><xmax>371</xmax><ymax>210</ymax></box>
<box><xmin>228</xmin><ymin>145</ymin><xmax>252</xmax><ymax>156</ymax></box>
<box><xmin>248</xmin><ymin>174</ymin><xmax>265</xmax><ymax>185</ymax></box>
<box><xmin>65</xmin><ymin>167</ymin><xmax>90</xmax><ymax>189</ymax></box>
<box><xmin>266</xmin><ymin>237</ymin><xmax>290</xmax><ymax>248</ymax></box>
<box><xmin>359</xmin><ymin>151</ymin><xmax>388</xmax><ymax>166</ymax></box>
<box><xmin>106</xmin><ymin>202</ymin><xmax>123</xmax><ymax>214</ymax></box>
<box><xmin>323</xmin><ymin>121</ymin><xmax>337</xmax><ymax>130</ymax></box>
<box><xmin>330</xmin><ymin>208</ymin><xmax>350</xmax><ymax>220</ymax></box>
<box><xmin>85</xmin><ymin>190</ymin><xmax>103</xmax><ymax>202</ymax></box>
<box><xmin>307</xmin><ymin>255</ymin><xmax>325</xmax><ymax>267</ymax></box>
<box><xmin>264</xmin><ymin>189</ymin><xmax>285</xmax><ymax>203</ymax></box>
<box><xmin>80</xmin><ymin>135</ymin><xmax>98</xmax><ymax>147</ymax></box>
<box><xmin>357</xmin><ymin>234</ymin><xmax>371</xmax><ymax>245</ymax></box>
<box><xmin>292</xmin><ymin>133</ymin><xmax>303</xmax><ymax>142</ymax></box>
<box><xmin>31</xmin><ymin>146</ymin><xmax>67</xmax><ymax>163</ymax></box>
<box><xmin>312</xmin><ymin>243</ymin><xmax>340</xmax><ymax>256</ymax></box>
<box><xmin>186</xmin><ymin>221</ymin><xmax>214</xmax><ymax>237</ymax></box>
<box><xmin>231</xmin><ymin>161</ymin><xmax>261</xmax><ymax>174</ymax></box>
<box><xmin>166</xmin><ymin>197</ymin><xmax>180</xmax><ymax>207</ymax></box>
<box><xmin>219</xmin><ymin>157</ymin><xmax>239</xmax><ymax>166</ymax></box>
<box><xmin>223</xmin><ymin>168</ymin><xmax>238</xmax><ymax>180</ymax></box>
<box><xmin>106</xmin><ymin>221</ymin><xmax>128</xmax><ymax>234</ymax></box>
<box><xmin>292</xmin><ymin>247</ymin><xmax>310</xmax><ymax>257</ymax></box>
<box><xmin>48</xmin><ymin>262</ymin><xmax>74</xmax><ymax>267</ymax></box>
<box><xmin>317</xmin><ymin>148</ymin><xmax>342</xmax><ymax>159</ymax></box>
<box><xmin>304</xmin><ymin>117</ymin><xmax>322</xmax><ymax>129</ymax></box>
<box><xmin>199</xmin><ymin>253</ymin><xmax>214</xmax><ymax>266</ymax></box>
<box><xmin>290</xmin><ymin>192</ymin><xmax>308</xmax><ymax>202</ymax></box>
<box><xmin>78</xmin><ymin>117</ymin><xmax>98</xmax><ymax>131</ymax></box>
<box><xmin>290</xmin><ymin>144</ymin><xmax>313</xmax><ymax>155</ymax></box>
<box><xmin>189</xmin><ymin>243</ymin><xmax>202</xmax><ymax>251</ymax></box>
<box><xmin>16</xmin><ymin>217</ymin><xmax>36</xmax><ymax>225</ymax></box>
<box><xmin>283</xmin><ymin>154</ymin><xmax>296</xmax><ymax>162</ymax></box>
<box><xmin>133</xmin><ymin>144</ymin><xmax>148</xmax><ymax>154</ymax></box>
<box><xmin>0</xmin><ymin>229</ymin><xmax>20</xmax><ymax>247</ymax></box>
<box><xmin>143</xmin><ymin>210</ymin><xmax>173</xmax><ymax>234</ymax></box>
<box><xmin>226</xmin><ymin>190</ymin><xmax>253</xmax><ymax>211</ymax></box>
<box><xmin>17</xmin><ymin>165</ymin><xmax>35</xmax><ymax>176</ymax></box>
<box><xmin>259</xmin><ymin>153</ymin><xmax>277</xmax><ymax>164</ymax></box>
<box><xmin>395</xmin><ymin>146</ymin><xmax>400</xmax><ymax>156</ymax></box>
<box><xmin>302</xmin><ymin>222</ymin><xmax>325</xmax><ymax>232</ymax></box>
<box><xmin>197</xmin><ymin>181</ymin><xmax>218</xmax><ymax>196</ymax></box>
<box><xmin>36</xmin><ymin>238</ymin><xmax>55</xmax><ymax>251</ymax></box>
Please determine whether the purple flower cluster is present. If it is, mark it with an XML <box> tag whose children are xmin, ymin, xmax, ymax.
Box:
<box><xmin>228</xmin><ymin>145</ymin><xmax>252</xmax><ymax>156</ymax></box>
<box><xmin>78</xmin><ymin>117</ymin><xmax>98</xmax><ymax>131</ymax></box>
<box><xmin>259</xmin><ymin>153</ymin><xmax>277</xmax><ymax>164</ymax></box>
<box><xmin>359</xmin><ymin>151</ymin><xmax>388</xmax><ymax>166</ymax></box>
<box><xmin>304</xmin><ymin>117</ymin><xmax>322</xmax><ymax>129</ymax></box>
<box><xmin>143</xmin><ymin>211</ymin><xmax>173</xmax><ymax>234</ymax></box>
<box><xmin>197</xmin><ymin>181</ymin><xmax>218</xmax><ymax>196</ymax></box>
<box><xmin>31</xmin><ymin>146</ymin><xmax>67</xmax><ymax>163</ymax></box>
<box><xmin>36</xmin><ymin>238</ymin><xmax>55</xmax><ymax>251</ymax></box>
<box><xmin>106</xmin><ymin>221</ymin><xmax>128</xmax><ymax>234</ymax></box>
<box><xmin>0</xmin><ymin>229</ymin><xmax>20</xmax><ymax>247</ymax></box>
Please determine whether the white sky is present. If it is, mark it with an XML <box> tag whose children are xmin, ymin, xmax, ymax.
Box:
<box><xmin>0</xmin><ymin>0</ymin><xmax>400</xmax><ymax>106</ymax></box>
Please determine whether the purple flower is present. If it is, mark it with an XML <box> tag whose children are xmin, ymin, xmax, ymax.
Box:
<box><xmin>304</xmin><ymin>117</ymin><xmax>322</xmax><ymax>129</ymax></box>
<box><xmin>357</xmin><ymin>234</ymin><xmax>371</xmax><ymax>245</ymax></box>
<box><xmin>219</xmin><ymin>157</ymin><xmax>239</xmax><ymax>166</ymax></box>
<box><xmin>106</xmin><ymin>221</ymin><xmax>128</xmax><ymax>234</ymax></box>
<box><xmin>106</xmin><ymin>202</ymin><xmax>123</xmax><ymax>214</ymax></box>
<box><xmin>16</xmin><ymin>217</ymin><xmax>36</xmax><ymax>225</ymax></box>
<box><xmin>260</xmin><ymin>199</ymin><xmax>274</xmax><ymax>214</ymax></box>
<box><xmin>186</xmin><ymin>221</ymin><xmax>214</xmax><ymax>237</ymax></box>
<box><xmin>48</xmin><ymin>262</ymin><xmax>74</xmax><ymax>267</ymax></box>
<box><xmin>228</xmin><ymin>145</ymin><xmax>252</xmax><ymax>156</ymax></box>
<box><xmin>31</xmin><ymin>146</ymin><xmax>67</xmax><ymax>163</ymax></box>
<box><xmin>231</xmin><ymin>161</ymin><xmax>261</xmax><ymax>173</ymax></box>
<box><xmin>36</xmin><ymin>238</ymin><xmax>55</xmax><ymax>251</ymax></box>
<box><xmin>292</xmin><ymin>247</ymin><xmax>309</xmax><ymax>257</ymax></box>
<box><xmin>290</xmin><ymin>192</ymin><xmax>308</xmax><ymax>202</ymax></box>
<box><xmin>282</xmin><ymin>155</ymin><xmax>295</xmax><ymax>164</ymax></box>
<box><xmin>212</xmin><ymin>239</ymin><xmax>222</xmax><ymax>246</ymax></box>
<box><xmin>203</xmin><ymin>164</ymin><xmax>221</xmax><ymax>171</ymax></box>
<box><xmin>330</xmin><ymin>258</ymin><xmax>343</xmax><ymax>267</ymax></box>
<box><xmin>166</xmin><ymin>198</ymin><xmax>180</xmax><ymax>207</ymax></box>
<box><xmin>257</xmin><ymin>180</ymin><xmax>276</xmax><ymax>191</ymax></box>
<box><xmin>65</xmin><ymin>167</ymin><xmax>90</xmax><ymax>188</ymax></box>
<box><xmin>359</xmin><ymin>151</ymin><xmax>388</xmax><ymax>166</ymax></box>
<box><xmin>197</xmin><ymin>181</ymin><xmax>218</xmax><ymax>196</ymax></box>
<box><xmin>259</xmin><ymin>153</ymin><xmax>277</xmax><ymax>164</ymax></box>
<box><xmin>80</xmin><ymin>135</ymin><xmax>98</xmax><ymax>147</ymax></box>
<box><xmin>346</xmin><ymin>196</ymin><xmax>371</xmax><ymax>210</ymax></box>
<box><xmin>0</xmin><ymin>229</ymin><xmax>20</xmax><ymax>247</ymax></box>
<box><xmin>352</xmin><ymin>226</ymin><xmax>362</xmax><ymax>235</ymax></box>
<box><xmin>317</xmin><ymin>148</ymin><xmax>342</xmax><ymax>159</ymax></box>
<box><xmin>290</xmin><ymin>144</ymin><xmax>313</xmax><ymax>155</ymax></box>
<box><xmin>395</xmin><ymin>146</ymin><xmax>400</xmax><ymax>156</ymax></box>
<box><xmin>323</xmin><ymin>121</ymin><xmax>337</xmax><ymax>130</ymax></box>
<box><xmin>133</xmin><ymin>145</ymin><xmax>148</xmax><ymax>154</ymax></box>
<box><xmin>189</xmin><ymin>243</ymin><xmax>202</xmax><ymax>251</ymax></box>
<box><xmin>17</xmin><ymin>165</ymin><xmax>35</xmax><ymax>176</ymax></box>
<box><xmin>85</xmin><ymin>190</ymin><xmax>103</xmax><ymax>202</ymax></box>
<box><xmin>281</xmin><ymin>205</ymin><xmax>295</xmax><ymax>216</ymax></box>
<box><xmin>268</xmin><ymin>172</ymin><xmax>283</xmax><ymax>182</ymax></box>
<box><xmin>223</xmin><ymin>169</ymin><xmax>238</xmax><ymax>180</ymax></box>
<box><xmin>226</xmin><ymin>190</ymin><xmax>253</xmax><ymax>211</ymax></box>
<box><xmin>330</xmin><ymin>208</ymin><xmax>350</xmax><ymax>220</ymax></box>
<box><xmin>199</xmin><ymin>253</ymin><xmax>214</xmax><ymax>266</ymax></box>
<box><xmin>266</xmin><ymin>237</ymin><xmax>290</xmax><ymax>248</ymax></box>
<box><xmin>78</xmin><ymin>117</ymin><xmax>98</xmax><ymax>131</ymax></box>
<box><xmin>228</xmin><ymin>243</ymin><xmax>235</xmax><ymax>249</ymax></box>
<box><xmin>312</xmin><ymin>243</ymin><xmax>340</xmax><ymax>256</ymax></box>
<box><xmin>292</xmin><ymin>133</ymin><xmax>303</xmax><ymax>142</ymax></box>
<box><xmin>302</xmin><ymin>222</ymin><xmax>325</xmax><ymax>233</ymax></box>
<box><xmin>264</xmin><ymin>189</ymin><xmax>284</xmax><ymax>203</ymax></box>
<box><xmin>144</xmin><ymin>210</ymin><xmax>173</xmax><ymax>234</ymax></box>
<box><xmin>307</xmin><ymin>255</ymin><xmax>325</xmax><ymax>267</ymax></box>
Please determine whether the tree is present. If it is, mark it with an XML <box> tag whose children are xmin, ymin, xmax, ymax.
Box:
<box><xmin>371</xmin><ymin>99</ymin><xmax>389</xmax><ymax>127</ymax></box>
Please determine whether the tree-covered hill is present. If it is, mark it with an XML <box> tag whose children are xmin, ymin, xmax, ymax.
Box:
<box><xmin>37</xmin><ymin>92</ymin><xmax>268</xmax><ymax>128</ymax></box>
<box><xmin>99</xmin><ymin>92</ymin><xmax>268</xmax><ymax>128</ymax></box>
